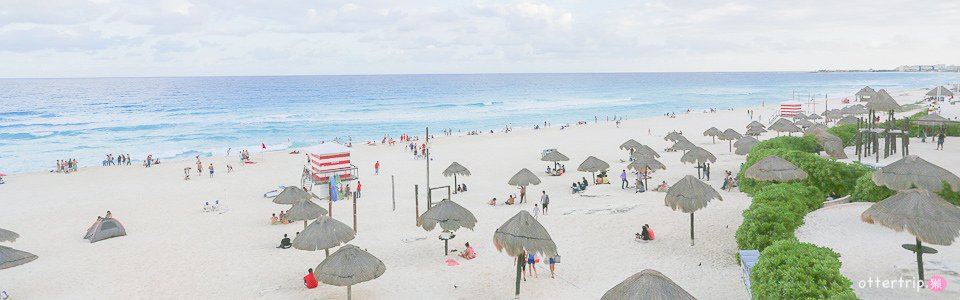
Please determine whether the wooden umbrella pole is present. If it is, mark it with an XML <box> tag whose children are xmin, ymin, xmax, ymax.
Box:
<box><xmin>515</xmin><ymin>255</ymin><xmax>523</xmax><ymax>295</ymax></box>
<box><xmin>453</xmin><ymin>174</ymin><xmax>458</xmax><ymax>194</ymax></box>
<box><xmin>690</xmin><ymin>213</ymin><xmax>695</xmax><ymax>246</ymax></box>
<box><xmin>916</xmin><ymin>238</ymin><xmax>925</xmax><ymax>283</ymax></box>
<box><xmin>303</xmin><ymin>220</ymin><xmax>307</xmax><ymax>230</ymax></box>
<box><xmin>347</xmin><ymin>285</ymin><xmax>352</xmax><ymax>300</ymax></box>
<box><xmin>325</xmin><ymin>248</ymin><xmax>329</xmax><ymax>257</ymax></box>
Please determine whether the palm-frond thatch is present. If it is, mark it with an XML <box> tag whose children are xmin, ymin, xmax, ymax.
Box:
<box><xmin>744</xmin><ymin>156</ymin><xmax>808</xmax><ymax>182</ymax></box>
<box><xmin>273</xmin><ymin>186</ymin><xmax>313</xmax><ymax>205</ymax></box>
<box><xmin>541</xmin><ymin>151</ymin><xmax>570</xmax><ymax>162</ymax></box>
<box><xmin>916</xmin><ymin>114</ymin><xmax>955</xmax><ymax>126</ymax></box>
<box><xmin>807</xmin><ymin>113</ymin><xmax>822</xmax><ymax>120</ymax></box>
<box><xmin>419</xmin><ymin>199</ymin><xmax>478</xmax><ymax>232</ymax></box>
<box><xmin>861</xmin><ymin>189</ymin><xmax>960</xmax><ymax>246</ymax></box>
<box><xmin>746</xmin><ymin>120</ymin><xmax>765</xmax><ymax>129</ymax></box>
<box><xmin>314</xmin><ymin>244</ymin><xmax>386</xmax><ymax>295</ymax></box>
<box><xmin>836</xmin><ymin>115</ymin><xmax>860</xmax><ymax>126</ymax></box>
<box><xmin>795</xmin><ymin>119</ymin><xmax>815</xmax><ymax>128</ymax></box>
<box><xmin>824</xmin><ymin>109</ymin><xmax>844</xmax><ymax>120</ymax></box>
<box><xmin>0</xmin><ymin>228</ymin><xmax>19</xmax><ymax>243</ymax></box>
<box><xmin>493</xmin><ymin>210</ymin><xmax>558</xmax><ymax>257</ymax></box>
<box><xmin>856</xmin><ymin>86</ymin><xmax>878</xmax><ymax>98</ymax></box>
<box><xmin>733</xmin><ymin>136</ymin><xmax>758</xmax><ymax>148</ymax></box>
<box><xmin>285</xmin><ymin>199</ymin><xmax>328</xmax><ymax>222</ymax></box>
<box><xmin>630</xmin><ymin>145</ymin><xmax>661</xmax><ymax>158</ymax></box>
<box><xmin>719</xmin><ymin>129</ymin><xmax>742</xmax><ymax>141</ymax></box>
<box><xmin>703</xmin><ymin>127</ymin><xmax>722</xmax><ymax>143</ymax></box>
<box><xmin>872</xmin><ymin>155</ymin><xmax>960</xmax><ymax>192</ymax></box>
<box><xmin>0</xmin><ymin>245</ymin><xmax>38</xmax><ymax>270</ymax></box>
<box><xmin>627</xmin><ymin>157</ymin><xmax>666</xmax><ymax>173</ymax></box>
<box><xmin>620</xmin><ymin>139</ymin><xmax>643</xmax><ymax>150</ymax></box>
<box><xmin>664</xmin><ymin>131</ymin><xmax>686</xmax><ymax>142</ymax></box>
<box><xmin>734</xmin><ymin>140</ymin><xmax>757</xmax><ymax>155</ymax></box>
<box><xmin>508</xmin><ymin>168</ymin><xmax>541</xmax><ymax>187</ymax></box>
<box><xmin>806</xmin><ymin>128</ymin><xmax>847</xmax><ymax>159</ymax></box>
<box><xmin>768</xmin><ymin>118</ymin><xmax>802</xmax><ymax>134</ymax></box>
<box><xmin>664</xmin><ymin>175</ymin><xmax>723</xmax><ymax>246</ymax></box>
<box><xmin>578</xmin><ymin>156</ymin><xmax>610</xmax><ymax>173</ymax></box>
<box><xmin>293</xmin><ymin>215</ymin><xmax>356</xmax><ymax>252</ymax></box>
<box><xmin>442</xmin><ymin>162</ymin><xmax>471</xmax><ymax>177</ymax></box>
<box><xmin>601</xmin><ymin>269</ymin><xmax>697</xmax><ymax>300</ymax></box>
<box><xmin>793</xmin><ymin>112</ymin><xmax>808</xmax><ymax>120</ymax></box>
<box><xmin>668</xmin><ymin>139</ymin><xmax>696</xmax><ymax>152</ymax></box>
<box><xmin>745</xmin><ymin>126</ymin><xmax>767</xmax><ymax>136</ymax></box>
<box><xmin>926</xmin><ymin>86</ymin><xmax>954</xmax><ymax>97</ymax></box>
<box><xmin>867</xmin><ymin>89</ymin><xmax>902</xmax><ymax>112</ymax></box>
<box><xmin>841</xmin><ymin>104</ymin><xmax>869</xmax><ymax>115</ymax></box>
<box><xmin>680</xmin><ymin>147</ymin><xmax>717</xmax><ymax>165</ymax></box>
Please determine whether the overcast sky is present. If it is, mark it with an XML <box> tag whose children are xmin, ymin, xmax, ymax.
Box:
<box><xmin>1</xmin><ymin>0</ymin><xmax>957</xmax><ymax>78</ymax></box>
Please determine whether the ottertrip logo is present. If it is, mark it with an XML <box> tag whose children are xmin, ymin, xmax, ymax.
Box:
<box><xmin>857</xmin><ymin>276</ymin><xmax>947</xmax><ymax>292</ymax></box>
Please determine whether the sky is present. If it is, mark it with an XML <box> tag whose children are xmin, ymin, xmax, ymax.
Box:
<box><xmin>0</xmin><ymin>0</ymin><xmax>958</xmax><ymax>78</ymax></box>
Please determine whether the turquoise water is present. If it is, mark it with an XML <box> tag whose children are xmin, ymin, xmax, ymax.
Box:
<box><xmin>1</xmin><ymin>72</ymin><xmax>958</xmax><ymax>174</ymax></box>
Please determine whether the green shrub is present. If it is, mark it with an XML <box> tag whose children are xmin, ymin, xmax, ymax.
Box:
<box><xmin>736</xmin><ymin>202</ymin><xmax>804</xmax><ymax>252</ymax></box>
<box><xmin>826</xmin><ymin>124</ymin><xmax>857</xmax><ymax>146</ymax></box>
<box><xmin>752</xmin><ymin>183</ymin><xmax>826</xmax><ymax>213</ymax></box>
<box><xmin>738</xmin><ymin>148</ymin><xmax>869</xmax><ymax>197</ymax></box>
<box><xmin>937</xmin><ymin>182</ymin><xmax>960</xmax><ymax>206</ymax></box>
<box><xmin>850</xmin><ymin>172</ymin><xmax>894</xmax><ymax>203</ymax></box>
<box><xmin>751</xmin><ymin>240</ymin><xmax>854</xmax><ymax>300</ymax></box>
<box><xmin>750</xmin><ymin>136</ymin><xmax>820</xmax><ymax>154</ymax></box>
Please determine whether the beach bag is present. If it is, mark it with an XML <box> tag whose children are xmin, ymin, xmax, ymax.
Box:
<box><xmin>554</xmin><ymin>255</ymin><xmax>561</xmax><ymax>264</ymax></box>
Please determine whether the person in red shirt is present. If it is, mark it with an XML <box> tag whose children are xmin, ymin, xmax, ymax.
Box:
<box><xmin>375</xmin><ymin>161</ymin><xmax>380</xmax><ymax>175</ymax></box>
<box><xmin>356</xmin><ymin>181</ymin><xmax>362</xmax><ymax>198</ymax></box>
<box><xmin>304</xmin><ymin>268</ymin><xmax>318</xmax><ymax>289</ymax></box>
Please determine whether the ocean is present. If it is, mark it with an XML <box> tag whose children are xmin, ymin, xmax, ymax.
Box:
<box><xmin>1</xmin><ymin>72</ymin><xmax>958</xmax><ymax>174</ymax></box>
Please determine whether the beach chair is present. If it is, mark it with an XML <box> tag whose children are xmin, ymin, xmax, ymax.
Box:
<box><xmin>739</xmin><ymin>250</ymin><xmax>761</xmax><ymax>296</ymax></box>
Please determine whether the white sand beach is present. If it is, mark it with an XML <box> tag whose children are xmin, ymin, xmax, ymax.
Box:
<box><xmin>2</xmin><ymin>88</ymin><xmax>958</xmax><ymax>299</ymax></box>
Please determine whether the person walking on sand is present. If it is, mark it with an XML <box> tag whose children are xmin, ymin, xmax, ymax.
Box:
<box><xmin>356</xmin><ymin>181</ymin><xmax>362</xmax><ymax>198</ymax></box>
<box><xmin>532</xmin><ymin>204</ymin><xmax>539</xmax><ymax>219</ymax></box>
<box><xmin>374</xmin><ymin>161</ymin><xmax>380</xmax><ymax>175</ymax></box>
<box><xmin>540</xmin><ymin>191</ymin><xmax>550</xmax><ymax>215</ymax></box>
<box><xmin>526</xmin><ymin>251</ymin><xmax>538</xmax><ymax>278</ymax></box>
<box><xmin>196</xmin><ymin>157</ymin><xmax>202</xmax><ymax>175</ymax></box>
<box><xmin>208</xmin><ymin>163</ymin><xmax>214</xmax><ymax>178</ymax></box>
<box><xmin>519</xmin><ymin>185</ymin><xmax>527</xmax><ymax>203</ymax></box>
<box><xmin>620</xmin><ymin>169</ymin><xmax>628</xmax><ymax>189</ymax></box>
<box><xmin>937</xmin><ymin>132</ymin><xmax>945</xmax><ymax>150</ymax></box>
<box><xmin>548</xmin><ymin>255</ymin><xmax>557</xmax><ymax>278</ymax></box>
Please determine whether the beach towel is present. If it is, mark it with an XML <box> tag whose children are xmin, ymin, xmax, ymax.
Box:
<box><xmin>329</xmin><ymin>176</ymin><xmax>339</xmax><ymax>202</ymax></box>
<box><xmin>446</xmin><ymin>259</ymin><xmax>459</xmax><ymax>266</ymax></box>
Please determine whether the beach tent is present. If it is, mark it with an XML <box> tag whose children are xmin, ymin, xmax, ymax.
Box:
<box><xmin>779</xmin><ymin>101</ymin><xmax>802</xmax><ymax>117</ymax></box>
<box><xmin>304</xmin><ymin>143</ymin><xmax>357</xmax><ymax>185</ymax></box>
<box><xmin>84</xmin><ymin>218</ymin><xmax>127</xmax><ymax>243</ymax></box>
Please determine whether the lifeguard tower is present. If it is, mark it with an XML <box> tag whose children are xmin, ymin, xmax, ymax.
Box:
<box><xmin>301</xmin><ymin>143</ymin><xmax>358</xmax><ymax>195</ymax></box>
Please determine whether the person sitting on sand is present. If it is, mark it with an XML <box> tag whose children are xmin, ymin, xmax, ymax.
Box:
<box><xmin>271</xmin><ymin>213</ymin><xmax>279</xmax><ymax>225</ymax></box>
<box><xmin>655</xmin><ymin>181</ymin><xmax>669</xmax><ymax>192</ymax></box>
<box><xmin>546</xmin><ymin>166</ymin><xmax>552</xmax><ymax>175</ymax></box>
<box><xmin>278</xmin><ymin>234</ymin><xmax>292</xmax><ymax>249</ymax></box>
<box><xmin>203</xmin><ymin>202</ymin><xmax>213</xmax><ymax>212</ymax></box>
<box><xmin>488</xmin><ymin>198</ymin><xmax>497</xmax><ymax>206</ymax></box>
<box><xmin>304</xmin><ymin>268</ymin><xmax>319</xmax><ymax>289</ymax></box>
<box><xmin>505</xmin><ymin>195</ymin><xmax>515</xmax><ymax>205</ymax></box>
<box><xmin>105</xmin><ymin>211</ymin><xmax>113</xmax><ymax>219</ymax></box>
<box><xmin>459</xmin><ymin>242</ymin><xmax>477</xmax><ymax>260</ymax></box>
<box><xmin>571</xmin><ymin>182</ymin><xmax>581</xmax><ymax>194</ymax></box>
<box><xmin>460</xmin><ymin>183</ymin><xmax>467</xmax><ymax>192</ymax></box>
<box><xmin>278</xmin><ymin>211</ymin><xmax>287</xmax><ymax>223</ymax></box>
<box><xmin>635</xmin><ymin>178</ymin><xmax>645</xmax><ymax>193</ymax></box>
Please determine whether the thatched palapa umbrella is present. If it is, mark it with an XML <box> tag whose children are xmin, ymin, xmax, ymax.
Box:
<box><xmin>836</xmin><ymin>115</ymin><xmax>859</xmax><ymax>126</ymax></box>
<box><xmin>630</xmin><ymin>144</ymin><xmax>660</xmax><ymax>158</ymax></box>
<box><xmin>601</xmin><ymin>269</ymin><xmax>697</xmax><ymax>300</ymax></box>
<box><xmin>273</xmin><ymin>186</ymin><xmax>313</xmax><ymax>205</ymax></box>
<box><xmin>824</xmin><ymin>109</ymin><xmax>843</xmax><ymax>121</ymax></box>
<box><xmin>680</xmin><ymin>147</ymin><xmax>716</xmax><ymax>179</ymax></box>
<box><xmin>868</xmin><ymin>89</ymin><xmax>902</xmax><ymax>115</ymax></box>
<box><xmin>795</xmin><ymin>118</ymin><xmax>815</xmax><ymax>128</ymax></box>
<box><xmin>746</xmin><ymin>120</ymin><xmax>765</xmax><ymax>129</ymax></box>
<box><xmin>664</xmin><ymin>131</ymin><xmax>686</xmax><ymax>142</ymax></box>
<box><xmin>314</xmin><ymin>244</ymin><xmax>386</xmax><ymax>300</ymax></box>
<box><xmin>668</xmin><ymin>139</ymin><xmax>696</xmax><ymax>153</ymax></box>
<box><xmin>718</xmin><ymin>129</ymin><xmax>742</xmax><ymax>152</ymax></box>
<box><xmin>807</xmin><ymin>128</ymin><xmax>847</xmax><ymax>159</ymax></box>
<box><xmin>734</xmin><ymin>136</ymin><xmax>758</xmax><ymax>149</ymax></box>
<box><xmin>744</xmin><ymin>156</ymin><xmax>808</xmax><ymax>182</ymax></box>
<box><xmin>0</xmin><ymin>245</ymin><xmax>38</xmax><ymax>270</ymax></box>
<box><xmin>768</xmin><ymin>118</ymin><xmax>801</xmax><ymax>136</ymax></box>
<box><xmin>0</xmin><ymin>228</ymin><xmax>19</xmax><ymax>243</ymax></box>
<box><xmin>793</xmin><ymin>112</ymin><xmax>808</xmax><ymax>120</ymax></box>
<box><xmin>843</xmin><ymin>104</ymin><xmax>869</xmax><ymax>115</ymax></box>
<box><xmin>508</xmin><ymin>168</ymin><xmax>541</xmax><ymax>187</ymax></box>
<box><xmin>493</xmin><ymin>210</ymin><xmax>558</xmax><ymax>296</ymax></box>
<box><xmin>620</xmin><ymin>139</ymin><xmax>643</xmax><ymax>151</ymax></box>
<box><xmin>627</xmin><ymin>156</ymin><xmax>666</xmax><ymax>188</ymax></box>
<box><xmin>734</xmin><ymin>140</ymin><xmax>758</xmax><ymax>155</ymax></box>
<box><xmin>578</xmin><ymin>156</ymin><xmax>610</xmax><ymax>182</ymax></box>
<box><xmin>745</xmin><ymin>126</ymin><xmax>767</xmax><ymax>136</ymax></box>
<box><xmin>926</xmin><ymin>86</ymin><xmax>955</xmax><ymax>98</ymax></box>
<box><xmin>703</xmin><ymin>127</ymin><xmax>722</xmax><ymax>144</ymax></box>
<box><xmin>856</xmin><ymin>86</ymin><xmax>878</xmax><ymax>101</ymax></box>
<box><xmin>861</xmin><ymin>189</ymin><xmax>960</xmax><ymax>282</ymax></box>
<box><xmin>419</xmin><ymin>199</ymin><xmax>478</xmax><ymax>255</ymax></box>
<box><xmin>541</xmin><ymin>150</ymin><xmax>570</xmax><ymax>170</ymax></box>
<box><xmin>293</xmin><ymin>215</ymin><xmax>355</xmax><ymax>257</ymax></box>
<box><xmin>286</xmin><ymin>199</ymin><xmax>328</xmax><ymax>229</ymax></box>
<box><xmin>807</xmin><ymin>113</ymin><xmax>822</xmax><ymax>120</ymax></box>
<box><xmin>665</xmin><ymin>175</ymin><xmax>723</xmax><ymax>246</ymax></box>
<box><xmin>871</xmin><ymin>155</ymin><xmax>960</xmax><ymax>193</ymax></box>
<box><xmin>807</xmin><ymin>123</ymin><xmax>829</xmax><ymax>133</ymax></box>
<box><xmin>443</xmin><ymin>162</ymin><xmax>471</xmax><ymax>194</ymax></box>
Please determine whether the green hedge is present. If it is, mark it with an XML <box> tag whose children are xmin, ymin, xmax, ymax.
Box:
<box><xmin>850</xmin><ymin>172</ymin><xmax>895</xmax><ymax>203</ymax></box>
<box><xmin>736</xmin><ymin>184</ymin><xmax>823</xmax><ymax>252</ymax></box>
<box><xmin>751</xmin><ymin>240</ymin><xmax>856</xmax><ymax>299</ymax></box>
<box><xmin>826</xmin><ymin>124</ymin><xmax>857</xmax><ymax>146</ymax></box>
<box><xmin>750</xmin><ymin>136</ymin><xmax>820</xmax><ymax>154</ymax></box>
<box><xmin>738</xmin><ymin>148</ymin><xmax>870</xmax><ymax>197</ymax></box>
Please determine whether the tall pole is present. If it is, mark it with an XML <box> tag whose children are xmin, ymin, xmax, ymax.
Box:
<box><xmin>426</xmin><ymin>127</ymin><xmax>432</xmax><ymax>208</ymax></box>
<box><xmin>353</xmin><ymin>193</ymin><xmax>357</xmax><ymax>233</ymax></box>
<box><xmin>415</xmin><ymin>184</ymin><xmax>420</xmax><ymax>226</ymax></box>
<box><xmin>690</xmin><ymin>213</ymin><xmax>695</xmax><ymax>246</ymax></box>
<box><xmin>391</xmin><ymin>175</ymin><xmax>396</xmax><ymax>211</ymax></box>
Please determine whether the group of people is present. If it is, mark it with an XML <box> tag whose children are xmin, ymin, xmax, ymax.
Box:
<box><xmin>489</xmin><ymin>194</ymin><xmax>517</xmax><ymax>206</ymax></box>
<box><xmin>455</xmin><ymin>183</ymin><xmax>468</xmax><ymax>192</ymax></box>
<box><xmin>516</xmin><ymin>250</ymin><xmax>559</xmax><ymax>280</ymax></box>
<box><xmin>571</xmin><ymin>177</ymin><xmax>589</xmax><ymax>193</ymax></box>
<box><xmin>239</xmin><ymin>150</ymin><xmax>252</xmax><ymax>161</ymax></box>
<box><xmin>143</xmin><ymin>154</ymin><xmax>160</xmax><ymax>167</ymax></box>
<box><xmin>721</xmin><ymin>170</ymin><xmax>738</xmax><ymax>191</ymax></box>
<box><xmin>635</xmin><ymin>224</ymin><xmax>656</xmax><ymax>242</ymax></box>
<box><xmin>55</xmin><ymin>159</ymin><xmax>78</xmax><ymax>173</ymax></box>
<box><xmin>103</xmin><ymin>154</ymin><xmax>132</xmax><ymax>166</ymax></box>
<box><xmin>202</xmin><ymin>201</ymin><xmax>224</xmax><ymax>213</ymax></box>
<box><xmin>271</xmin><ymin>211</ymin><xmax>292</xmax><ymax>225</ymax></box>
<box><xmin>546</xmin><ymin>165</ymin><xmax>565</xmax><ymax>176</ymax></box>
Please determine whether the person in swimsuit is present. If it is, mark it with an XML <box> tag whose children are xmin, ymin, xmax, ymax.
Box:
<box><xmin>526</xmin><ymin>252</ymin><xmax>538</xmax><ymax>278</ymax></box>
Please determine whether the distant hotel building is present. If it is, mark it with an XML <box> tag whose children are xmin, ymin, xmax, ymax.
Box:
<box><xmin>896</xmin><ymin>64</ymin><xmax>960</xmax><ymax>72</ymax></box>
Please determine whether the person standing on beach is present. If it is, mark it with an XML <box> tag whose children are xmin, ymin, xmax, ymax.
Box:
<box><xmin>937</xmin><ymin>132</ymin><xmax>945</xmax><ymax>150</ymax></box>
<box><xmin>208</xmin><ymin>163</ymin><xmax>214</xmax><ymax>178</ymax></box>
<box><xmin>356</xmin><ymin>181</ymin><xmax>362</xmax><ymax>198</ymax></box>
<box><xmin>620</xmin><ymin>170</ymin><xmax>628</xmax><ymax>189</ymax></box>
<box><xmin>540</xmin><ymin>191</ymin><xmax>550</xmax><ymax>215</ymax></box>
<box><xmin>374</xmin><ymin>161</ymin><xmax>380</xmax><ymax>175</ymax></box>
<box><xmin>519</xmin><ymin>185</ymin><xmax>527</xmax><ymax>203</ymax></box>
<box><xmin>704</xmin><ymin>163</ymin><xmax>711</xmax><ymax>181</ymax></box>
<box><xmin>532</xmin><ymin>204</ymin><xmax>539</xmax><ymax>219</ymax></box>
<box><xmin>196</xmin><ymin>157</ymin><xmax>202</xmax><ymax>175</ymax></box>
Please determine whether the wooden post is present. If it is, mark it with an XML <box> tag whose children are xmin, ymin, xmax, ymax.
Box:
<box><xmin>353</xmin><ymin>193</ymin><xmax>357</xmax><ymax>233</ymax></box>
<box><xmin>347</xmin><ymin>285</ymin><xmax>352</xmax><ymax>300</ymax></box>
<box><xmin>917</xmin><ymin>238</ymin><xmax>925</xmax><ymax>283</ymax></box>
<box><xmin>391</xmin><ymin>175</ymin><xmax>396</xmax><ymax>211</ymax></box>
<box><xmin>329</xmin><ymin>199</ymin><xmax>333</xmax><ymax>218</ymax></box>
<box><xmin>515</xmin><ymin>255</ymin><xmax>523</xmax><ymax>296</ymax></box>
<box><xmin>415</xmin><ymin>185</ymin><xmax>420</xmax><ymax>226</ymax></box>
<box><xmin>426</xmin><ymin>127</ymin><xmax>432</xmax><ymax>208</ymax></box>
<box><xmin>690</xmin><ymin>213</ymin><xmax>695</xmax><ymax>246</ymax></box>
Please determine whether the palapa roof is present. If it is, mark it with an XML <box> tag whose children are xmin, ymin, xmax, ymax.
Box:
<box><xmin>601</xmin><ymin>269</ymin><xmax>697</xmax><ymax>300</ymax></box>
<box><xmin>795</xmin><ymin>119</ymin><xmax>815</xmax><ymax>128</ymax></box>
<box><xmin>703</xmin><ymin>127</ymin><xmax>722</xmax><ymax>137</ymax></box>
<box><xmin>0</xmin><ymin>245</ymin><xmax>38</xmax><ymax>270</ymax></box>
<box><xmin>733</xmin><ymin>136</ymin><xmax>758</xmax><ymax>148</ymax></box>
<box><xmin>872</xmin><ymin>155</ymin><xmax>960</xmax><ymax>192</ymax></box>
<box><xmin>419</xmin><ymin>199</ymin><xmax>478</xmax><ymax>232</ymax></box>
<box><xmin>627</xmin><ymin>157</ymin><xmax>666</xmax><ymax>173</ymax></box>
<box><xmin>745</xmin><ymin>126</ymin><xmax>767</xmax><ymax>136</ymax></box>
<box><xmin>746</xmin><ymin>120</ymin><xmax>766</xmax><ymax>129</ymax></box>
<box><xmin>493</xmin><ymin>210</ymin><xmax>558</xmax><ymax>257</ymax></box>
<box><xmin>664</xmin><ymin>175</ymin><xmax>722</xmax><ymax>213</ymax></box>
<box><xmin>314</xmin><ymin>244</ymin><xmax>386</xmax><ymax>286</ymax></box>
<box><xmin>718</xmin><ymin>128</ymin><xmax>742</xmax><ymax>141</ymax></box>
<box><xmin>577</xmin><ymin>156</ymin><xmax>610</xmax><ymax>173</ymax></box>
<box><xmin>680</xmin><ymin>147</ymin><xmax>717</xmax><ymax>165</ymax></box>
<box><xmin>744</xmin><ymin>156</ymin><xmax>808</xmax><ymax>182</ymax></box>
<box><xmin>867</xmin><ymin>89</ymin><xmax>902</xmax><ymax>112</ymax></box>
<box><xmin>926</xmin><ymin>86</ymin><xmax>954</xmax><ymax>97</ymax></box>
<box><xmin>806</xmin><ymin>124</ymin><xmax>829</xmax><ymax>133</ymax></box>
<box><xmin>806</xmin><ymin>128</ymin><xmax>847</xmax><ymax>159</ymax></box>
<box><xmin>273</xmin><ymin>186</ymin><xmax>313</xmax><ymax>205</ymax></box>
<box><xmin>841</xmin><ymin>104</ymin><xmax>869</xmax><ymax>115</ymax></box>
<box><xmin>856</xmin><ymin>86</ymin><xmax>878</xmax><ymax>98</ymax></box>
<box><xmin>507</xmin><ymin>168</ymin><xmax>541</xmax><ymax>186</ymax></box>
<box><xmin>734</xmin><ymin>141</ymin><xmax>757</xmax><ymax>155</ymax></box>
<box><xmin>285</xmin><ymin>199</ymin><xmax>328</xmax><ymax>222</ymax></box>
<box><xmin>0</xmin><ymin>228</ymin><xmax>19</xmax><ymax>243</ymax></box>
<box><xmin>630</xmin><ymin>145</ymin><xmax>661</xmax><ymax>158</ymax></box>
<box><xmin>824</xmin><ymin>109</ymin><xmax>844</xmax><ymax>119</ymax></box>
<box><xmin>664</xmin><ymin>131</ymin><xmax>686</xmax><ymax>142</ymax></box>
<box><xmin>293</xmin><ymin>215</ymin><xmax>356</xmax><ymax>251</ymax></box>
<box><xmin>668</xmin><ymin>139</ymin><xmax>696</xmax><ymax>152</ymax></box>
<box><xmin>442</xmin><ymin>162</ymin><xmax>471</xmax><ymax>177</ymax></box>
<box><xmin>793</xmin><ymin>112</ymin><xmax>808</xmax><ymax>120</ymax></box>
<box><xmin>915</xmin><ymin>113</ymin><xmax>955</xmax><ymax>126</ymax></box>
<box><xmin>768</xmin><ymin>119</ymin><xmax>802</xmax><ymax>133</ymax></box>
<box><xmin>861</xmin><ymin>189</ymin><xmax>960</xmax><ymax>246</ymax></box>
<box><xmin>807</xmin><ymin>113</ymin><xmax>822</xmax><ymax>120</ymax></box>
<box><xmin>836</xmin><ymin>115</ymin><xmax>860</xmax><ymax>125</ymax></box>
<box><xmin>541</xmin><ymin>150</ymin><xmax>570</xmax><ymax>162</ymax></box>
<box><xmin>620</xmin><ymin>139</ymin><xmax>643</xmax><ymax>150</ymax></box>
